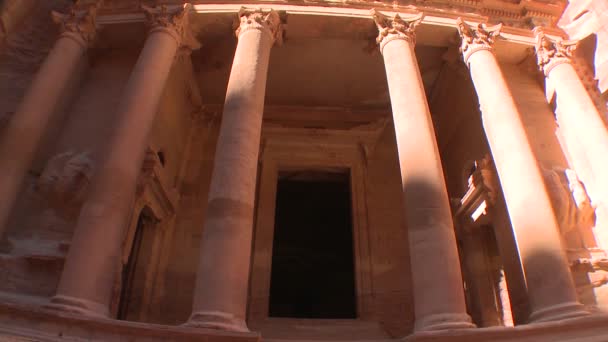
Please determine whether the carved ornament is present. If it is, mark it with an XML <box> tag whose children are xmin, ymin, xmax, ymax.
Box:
<box><xmin>51</xmin><ymin>0</ymin><xmax>102</xmax><ymax>48</ymax></box>
<box><xmin>534</xmin><ymin>27</ymin><xmax>577</xmax><ymax>76</ymax></box>
<box><xmin>542</xmin><ymin>167</ymin><xmax>595</xmax><ymax>237</ymax></box>
<box><xmin>135</xmin><ymin>148</ymin><xmax>177</xmax><ymax>220</ymax></box>
<box><xmin>371</xmin><ymin>9</ymin><xmax>423</xmax><ymax>53</ymax></box>
<box><xmin>454</xmin><ymin>155</ymin><xmax>498</xmax><ymax>227</ymax></box>
<box><xmin>142</xmin><ymin>3</ymin><xmax>201</xmax><ymax>50</ymax></box>
<box><xmin>36</xmin><ymin>151</ymin><xmax>94</xmax><ymax>219</ymax></box>
<box><xmin>456</xmin><ymin>18</ymin><xmax>502</xmax><ymax>66</ymax></box>
<box><xmin>236</xmin><ymin>8</ymin><xmax>284</xmax><ymax>45</ymax></box>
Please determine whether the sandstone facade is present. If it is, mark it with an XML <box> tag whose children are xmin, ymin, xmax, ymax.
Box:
<box><xmin>0</xmin><ymin>0</ymin><xmax>608</xmax><ymax>341</ymax></box>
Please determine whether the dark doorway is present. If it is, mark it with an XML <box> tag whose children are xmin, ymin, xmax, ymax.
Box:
<box><xmin>117</xmin><ymin>208</ymin><xmax>156</xmax><ymax>321</ymax></box>
<box><xmin>269</xmin><ymin>169</ymin><xmax>356</xmax><ymax>319</ymax></box>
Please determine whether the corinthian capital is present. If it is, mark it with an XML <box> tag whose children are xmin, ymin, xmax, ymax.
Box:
<box><xmin>142</xmin><ymin>3</ymin><xmax>201</xmax><ymax>50</ymax></box>
<box><xmin>51</xmin><ymin>0</ymin><xmax>102</xmax><ymax>48</ymax></box>
<box><xmin>456</xmin><ymin>18</ymin><xmax>502</xmax><ymax>65</ymax></box>
<box><xmin>372</xmin><ymin>9</ymin><xmax>423</xmax><ymax>52</ymax></box>
<box><xmin>534</xmin><ymin>27</ymin><xmax>577</xmax><ymax>76</ymax></box>
<box><xmin>236</xmin><ymin>8</ymin><xmax>284</xmax><ymax>45</ymax></box>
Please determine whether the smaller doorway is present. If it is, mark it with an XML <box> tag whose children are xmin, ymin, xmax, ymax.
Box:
<box><xmin>117</xmin><ymin>208</ymin><xmax>156</xmax><ymax>321</ymax></box>
<box><xmin>269</xmin><ymin>169</ymin><xmax>357</xmax><ymax>319</ymax></box>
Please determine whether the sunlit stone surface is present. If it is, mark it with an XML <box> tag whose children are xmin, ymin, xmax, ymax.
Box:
<box><xmin>0</xmin><ymin>0</ymin><xmax>608</xmax><ymax>341</ymax></box>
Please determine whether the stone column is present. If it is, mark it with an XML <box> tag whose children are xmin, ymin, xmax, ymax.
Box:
<box><xmin>0</xmin><ymin>3</ymin><xmax>99</xmax><ymax>238</ymax></box>
<box><xmin>47</xmin><ymin>4</ymin><xmax>199</xmax><ymax>317</ymax></box>
<box><xmin>186</xmin><ymin>9</ymin><xmax>282</xmax><ymax>332</ymax></box>
<box><xmin>457</xmin><ymin>19</ymin><xmax>588</xmax><ymax>323</ymax></box>
<box><xmin>372</xmin><ymin>10</ymin><xmax>475</xmax><ymax>332</ymax></box>
<box><xmin>534</xmin><ymin>28</ymin><xmax>608</xmax><ymax>237</ymax></box>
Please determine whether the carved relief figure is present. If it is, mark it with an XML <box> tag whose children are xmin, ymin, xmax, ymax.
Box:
<box><xmin>542</xmin><ymin>166</ymin><xmax>596</xmax><ymax>245</ymax></box>
<box><xmin>36</xmin><ymin>151</ymin><xmax>94</xmax><ymax>219</ymax></box>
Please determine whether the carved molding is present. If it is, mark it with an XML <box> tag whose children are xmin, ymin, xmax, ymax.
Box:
<box><xmin>141</xmin><ymin>3</ymin><xmax>201</xmax><ymax>50</ymax></box>
<box><xmin>454</xmin><ymin>155</ymin><xmax>498</xmax><ymax>227</ymax></box>
<box><xmin>51</xmin><ymin>0</ymin><xmax>103</xmax><ymax>48</ymax></box>
<box><xmin>534</xmin><ymin>27</ymin><xmax>577</xmax><ymax>76</ymax></box>
<box><xmin>456</xmin><ymin>17</ymin><xmax>502</xmax><ymax>66</ymax></box>
<box><xmin>236</xmin><ymin>8</ymin><xmax>284</xmax><ymax>45</ymax></box>
<box><xmin>135</xmin><ymin>147</ymin><xmax>178</xmax><ymax>222</ymax></box>
<box><xmin>371</xmin><ymin>9</ymin><xmax>423</xmax><ymax>53</ymax></box>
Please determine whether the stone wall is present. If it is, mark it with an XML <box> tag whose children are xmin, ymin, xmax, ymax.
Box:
<box><xmin>365</xmin><ymin>126</ymin><xmax>414</xmax><ymax>336</ymax></box>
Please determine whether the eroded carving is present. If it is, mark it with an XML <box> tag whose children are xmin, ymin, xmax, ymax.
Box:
<box><xmin>456</xmin><ymin>18</ymin><xmax>502</xmax><ymax>65</ymax></box>
<box><xmin>534</xmin><ymin>27</ymin><xmax>577</xmax><ymax>76</ymax></box>
<box><xmin>542</xmin><ymin>167</ymin><xmax>596</xmax><ymax>237</ymax></box>
<box><xmin>236</xmin><ymin>8</ymin><xmax>284</xmax><ymax>45</ymax></box>
<box><xmin>36</xmin><ymin>151</ymin><xmax>94</xmax><ymax>219</ymax></box>
<box><xmin>371</xmin><ymin>9</ymin><xmax>423</xmax><ymax>52</ymax></box>
<box><xmin>51</xmin><ymin>0</ymin><xmax>102</xmax><ymax>47</ymax></box>
<box><xmin>141</xmin><ymin>3</ymin><xmax>200</xmax><ymax>50</ymax></box>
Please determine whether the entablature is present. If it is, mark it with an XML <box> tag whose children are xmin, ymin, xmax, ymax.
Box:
<box><xmin>86</xmin><ymin>0</ymin><xmax>568</xmax><ymax>65</ymax></box>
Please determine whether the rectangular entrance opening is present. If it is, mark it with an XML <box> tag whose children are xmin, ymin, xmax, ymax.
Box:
<box><xmin>269</xmin><ymin>169</ymin><xmax>356</xmax><ymax>319</ymax></box>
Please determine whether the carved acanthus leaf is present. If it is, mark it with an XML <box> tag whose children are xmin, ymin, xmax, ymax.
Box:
<box><xmin>237</xmin><ymin>8</ymin><xmax>284</xmax><ymax>45</ymax></box>
<box><xmin>51</xmin><ymin>0</ymin><xmax>102</xmax><ymax>47</ymax></box>
<box><xmin>142</xmin><ymin>3</ymin><xmax>201</xmax><ymax>50</ymax></box>
<box><xmin>456</xmin><ymin>18</ymin><xmax>502</xmax><ymax>65</ymax></box>
<box><xmin>534</xmin><ymin>27</ymin><xmax>577</xmax><ymax>76</ymax></box>
<box><xmin>371</xmin><ymin>9</ymin><xmax>423</xmax><ymax>51</ymax></box>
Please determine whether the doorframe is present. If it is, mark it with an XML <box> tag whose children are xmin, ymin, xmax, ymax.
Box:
<box><xmin>247</xmin><ymin>137</ymin><xmax>374</xmax><ymax>328</ymax></box>
<box><xmin>110</xmin><ymin>147</ymin><xmax>179</xmax><ymax>321</ymax></box>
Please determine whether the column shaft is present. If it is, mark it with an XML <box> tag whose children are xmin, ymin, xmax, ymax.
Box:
<box><xmin>48</xmin><ymin>7</ymin><xmax>189</xmax><ymax>316</ymax></box>
<box><xmin>187</xmin><ymin>9</ymin><xmax>281</xmax><ymax>332</ymax></box>
<box><xmin>535</xmin><ymin>32</ymin><xmax>608</xmax><ymax>208</ymax></box>
<box><xmin>373</xmin><ymin>11</ymin><xmax>474</xmax><ymax>332</ymax></box>
<box><xmin>551</xmin><ymin>64</ymin><xmax>608</xmax><ymax>208</ymax></box>
<box><xmin>461</xmin><ymin>21</ymin><xmax>588</xmax><ymax>322</ymax></box>
<box><xmin>0</xmin><ymin>30</ymin><xmax>89</xmax><ymax>237</ymax></box>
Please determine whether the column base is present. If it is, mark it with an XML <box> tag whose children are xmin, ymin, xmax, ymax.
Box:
<box><xmin>184</xmin><ymin>311</ymin><xmax>249</xmax><ymax>332</ymax></box>
<box><xmin>414</xmin><ymin>313</ymin><xmax>476</xmax><ymax>332</ymax></box>
<box><xmin>44</xmin><ymin>295</ymin><xmax>110</xmax><ymax>318</ymax></box>
<box><xmin>529</xmin><ymin>302</ymin><xmax>589</xmax><ymax>323</ymax></box>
